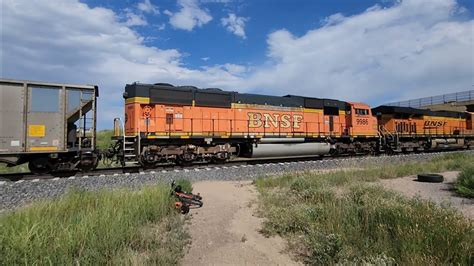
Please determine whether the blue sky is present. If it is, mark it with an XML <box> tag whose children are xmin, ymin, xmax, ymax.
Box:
<box><xmin>2</xmin><ymin>0</ymin><xmax>473</xmax><ymax>128</ymax></box>
<box><xmin>79</xmin><ymin>0</ymin><xmax>473</xmax><ymax>69</ymax></box>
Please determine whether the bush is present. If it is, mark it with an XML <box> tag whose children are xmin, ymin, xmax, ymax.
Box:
<box><xmin>456</xmin><ymin>165</ymin><xmax>474</xmax><ymax>198</ymax></box>
<box><xmin>256</xmin><ymin>155</ymin><xmax>474</xmax><ymax>265</ymax></box>
<box><xmin>96</xmin><ymin>129</ymin><xmax>114</xmax><ymax>150</ymax></box>
<box><xmin>0</xmin><ymin>180</ymin><xmax>191</xmax><ymax>265</ymax></box>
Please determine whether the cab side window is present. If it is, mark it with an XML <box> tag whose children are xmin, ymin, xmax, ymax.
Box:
<box><xmin>355</xmin><ymin>109</ymin><xmax>369</xmax><ymax>116</ymax></box>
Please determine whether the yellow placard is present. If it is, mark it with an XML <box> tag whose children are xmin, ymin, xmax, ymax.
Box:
<box><xmin>28</xmin><ymin>125</ymin><xmax>46</xmax><ymax>137</ymax></box>
<box><xmin>30</xmin><ymin>146</ymin><xmax>58</xmax><ymax>151</ymax></box>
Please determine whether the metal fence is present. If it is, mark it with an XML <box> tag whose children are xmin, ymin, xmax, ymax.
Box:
<box><xmin>385</xmin><ymin>90</ymin><xmax>474</xmax><ymax>108</ymax></box>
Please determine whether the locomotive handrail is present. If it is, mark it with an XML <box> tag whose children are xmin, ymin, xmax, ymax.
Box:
<box><xmin>131</xmin><ymin>115</ymin><xmax>473</xmax><ymax>140</ymax></box>
<box><xmin>135</xmin><ymin>116</ymin><xmax>360</xmax><ymax>139</ymax></box>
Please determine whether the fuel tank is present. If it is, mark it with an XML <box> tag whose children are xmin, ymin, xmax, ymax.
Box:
<box><xmin>431</xmin><ymin>138</ymin><xmax>464</xmax><ymax>149</ymax></box>
<box><xmin>249</xmin><ymin>142</ymin><xmax>331</xmax><ymax>158</ymax></box>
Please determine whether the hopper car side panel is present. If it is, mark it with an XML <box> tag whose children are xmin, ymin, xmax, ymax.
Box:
<box><xmin>0</xmin><ymin>79</ymin><xmax>100</xmax><ymax>174</ymax></box>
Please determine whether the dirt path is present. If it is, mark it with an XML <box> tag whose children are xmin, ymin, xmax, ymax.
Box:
<box><xmin>180</xmin><ymin>181</ymin><xmax>300</xmax><ymax>265</ymax></box>
<box><xmin>380</xmin><ymin>171</ymin><xmax>474</xmax><ymax>219</ymax></box>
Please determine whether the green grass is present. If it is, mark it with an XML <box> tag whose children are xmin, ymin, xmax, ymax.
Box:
<box><xmin>0</xmin><ymin>163</ymin><xmax>29</xmax><ymax>174</ymax></box>
<box><xmin>256</xmin><ymin>153</ymin><xmax>474</xmax><ymax>265</ymax></box>
<box><xmin>456</xmin><ymin>165</ymin><xmax>474</xmax><ymax>198</ymax></box>
<box><xmin>96</xmin><ymin>129</ymin><xmax>114</xmax><ymax>151</ymax></box>
<box><xmin>0</xmin><ymin>180</ymin><xmax>191</xmax><ymax>265</ymax></box>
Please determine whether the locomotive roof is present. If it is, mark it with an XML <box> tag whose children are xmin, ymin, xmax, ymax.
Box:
<box><xmin>372</xmin><ymin>105</ymin><xmax>466</xmax><ymax>119</ymax></box>
<box><xmin>124</xmin><ymin>82</ymin><xmax>348</xmax><ymax>110</ymax></box>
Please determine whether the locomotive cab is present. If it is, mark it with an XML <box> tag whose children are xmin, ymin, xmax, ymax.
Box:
<box><xmin>346</xmin><ymin>102</ymin><xmax>378</xmax><ymax>137</ymax></box>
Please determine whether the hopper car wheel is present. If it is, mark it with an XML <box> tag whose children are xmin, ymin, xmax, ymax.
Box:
<box><xmin>28</xmin><ymin>158</ymin><xmax>52</xmax><ymax>175</ymax></box>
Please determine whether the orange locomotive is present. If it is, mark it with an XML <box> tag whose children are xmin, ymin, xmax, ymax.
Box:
<box><xmin>112</xmin><ymin>82</ymin><xmax>473</xmax><ymax>167</ymax></box>
<box><xmin>372</xmin><ymin>106</ymin><xmax>474</xmax><ymax>152</ymax></box>
<box><xmin>116</xmin><ymin>83</ymin><xmax>378</xmax><ymax>166</ymax></box>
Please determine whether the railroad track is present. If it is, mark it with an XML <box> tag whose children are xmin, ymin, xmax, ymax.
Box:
<box><xmin>0</xmin><ymin>155</ymin><xmax>333</xmax><ymax>182</ymax></box>
<box><xmin>1</xmin><ymin>150</ymin><xmax>472</xmax><ymax>211</ymax></box>
<box><xmin>1</xmin><ymin>149</ymin><xmax>471</xmax><ymax>183</ymax></box>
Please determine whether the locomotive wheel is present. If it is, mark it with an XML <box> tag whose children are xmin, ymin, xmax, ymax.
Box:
<box><xmin>28</xmin><ymin>158</ymin><xmax>52</xmax><ymax>175</ymax></box>
<box><xmin>211</xmin><ymin>157</ymin><xmax>227</xmax><ymax>164</ymax></box>
<box><xmin>177</xmin><ymin>153</ymin><xmax>196</xmax><ymax>166</ymax></box>
<box><xmin>211</xmin><ymin>152</ymin><xmax>229</xmax><ymax>164</ymax></box>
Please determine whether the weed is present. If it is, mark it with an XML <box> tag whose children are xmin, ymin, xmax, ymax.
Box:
<box><xmin>256</xmin><ymin>153</ymin><xmax>474</xmax><ymax>264</ymax></box>
<box><xmin>0</xmin><ymin>180</ymin><xmax>192</xmax><ymax>265</ymax></box>
<box><xmin>456</xmin><ymin>165</ymin><xmax>474</xmax><ymax>198</ymax></box>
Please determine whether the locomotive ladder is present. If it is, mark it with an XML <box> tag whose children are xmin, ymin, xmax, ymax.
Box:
<box><xmin>114</xmin><ymin>118</ymin><xmax>140</xmax><ymax>165</ymax></box>
<box><xmin>123</xmin><ymin>135</ymin><xmax>139</xmax><ymax>164</ymax></box>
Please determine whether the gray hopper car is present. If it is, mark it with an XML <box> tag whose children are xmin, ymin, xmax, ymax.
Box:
<box><xmin>0</xmin><ymin>79</ymin><xmax>100</xmax><ymax>174</ymax></box>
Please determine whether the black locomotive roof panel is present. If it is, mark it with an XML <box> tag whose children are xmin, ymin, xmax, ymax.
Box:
<box><xmin>125</xmin><ymin>83</ymin><xmax>349</xmax><ymax>110</ymax></box>
<box><xmin>372</xmin><ymin>105</ymin><xmax>428</xmax><ymax>116</ymax></box>
<box><xmin>235</xmin><ymin>93</ymin><xmax>304</xmax><ymax>107</ymax></box>
<box><xmin>150</xmin><ymin>86</ymin><xmax>194</xmax><ymax>105</ymax></box>
<box><xmin>284</xmin><ymin>95</ymin><xmax>324</xmax><ymax>109</ymax></box>
<box><xmin>372</xmin><ymin>105</ymin><xmax>466</xmax><ymax>119</ymax></box>
<box><xmin>323</xmin><ymin>99</ymin><xmax>347</xmax><ymax>110</ymax></box>
<box><xmin>194</xmin><ymin>90</ymin><xmax>232</xmax><ymax>108</ymax></box>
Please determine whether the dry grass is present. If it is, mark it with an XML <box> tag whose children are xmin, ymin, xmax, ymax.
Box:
<box><xmin>256</xmin><ymin>153</ymin><xmax>474</xmax><ymax>264</ymax></box>
<box><xmin>0</xmin><ymin>180</ymin><xmax>191</xmax><ymax>265</ymax></box>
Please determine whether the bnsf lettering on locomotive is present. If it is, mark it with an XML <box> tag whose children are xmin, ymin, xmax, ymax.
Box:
<box><xmin>423</xmin><ymin>121</ymin><xmax>447</xmax><ymax>128</ymax></box>
<box><xmin>247</xmin><ymin>113</ymin><xmax>303</xmax><ymax>129</ymax></box>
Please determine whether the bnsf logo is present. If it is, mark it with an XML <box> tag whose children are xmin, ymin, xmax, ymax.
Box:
<box><xmin>424</xmin><ymin>121</ymin><xmax>447</xmax><ymax>128</ymax></box>
<box><xmin>247</xmin><ymin>113</ymin><xmax>303</xmax><ymax>129</ymax></box>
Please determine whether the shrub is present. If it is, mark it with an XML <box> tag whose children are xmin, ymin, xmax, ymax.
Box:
<box><xmin>0</xmin><ymin>180</ymin><xmax>191</xmax><ymax>265</ymax></box>
<box><xmin>256</xmin><ymin>155</ymin><xmax>474</xmax><ymax>264</ymax></box>
<box><xmin>456</xmin><ymin>165</ymin><xmax>474</xmax><ymax>198</ymax></box>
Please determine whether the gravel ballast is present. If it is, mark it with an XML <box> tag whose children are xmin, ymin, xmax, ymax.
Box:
<box><xmin>0</xmin><ymin>151</ymin><xmax>471</xmax><ymax>211</ymax></box>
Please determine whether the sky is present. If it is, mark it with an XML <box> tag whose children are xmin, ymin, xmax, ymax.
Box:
<box><xmin>1</xmin><ymin>0</ymin><xmax>473</xmax><ymax>128</ymax></box>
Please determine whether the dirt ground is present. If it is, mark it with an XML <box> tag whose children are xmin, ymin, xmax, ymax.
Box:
<box><xmin>380</xmin><ymin>171</ymin><xmax>474</xmax><ymax>219</ymax></box>
<box><xmin>180</xmin><ymin>181</ymin><xmax>300</xmax><ymax>266</ymax></box>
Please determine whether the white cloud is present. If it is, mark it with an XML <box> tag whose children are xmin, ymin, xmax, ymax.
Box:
<box><xmin>1</xmin><ymin>0</ymin><xmax>472</xmax><ymax>130</ymax></box>
<box><xmin>137</xmin><ymin>0</ymin><xmax>159</xmax><ymax>14</ymax></box>
<box><xmin>157</xmin><ymin>23</ymin><xmax>166</xmax><ymax>30</ymax></box>
<box><xmin>201</xmin><ymin>57</ymin><xmax>210</xmax><ymax>61</ymax></box>
<box><xmin>124</xmin><ymin>10</ymin><xmax>148</xmax><ymax>26</ymax></box>
<box><xmin>166</xmin><ymin>0</ymin><xmax>212</xmax><ymax>31</ymax></box>
<box><xmin>243</xmin><ymin>0</ymin><xmax>473</xmax><ymax>104</ymax></box>
<box><xmin>203</xmin><ymin>63</ymin><xmax>248</xmax><ymax>76</ymax></box>
<box><xmin>221</xmin><ymin>13</ymin><xmax>248</xmax><ymax>39</ymax></box>
<box><xmin>1</xmin><ymin>0</ymin><xmax>237</xmax><ymax>127</ymax></box>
